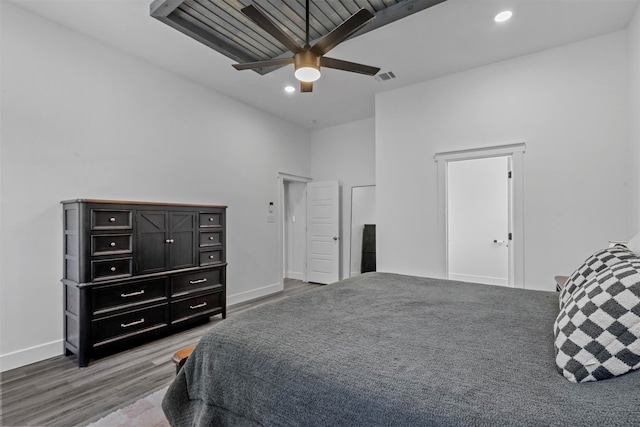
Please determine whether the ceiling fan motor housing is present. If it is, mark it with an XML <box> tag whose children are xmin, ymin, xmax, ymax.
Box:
<box><xmin>294</xmin><ymin>50</ymin><xmax>321</xmax><ymax>82</ymax></box>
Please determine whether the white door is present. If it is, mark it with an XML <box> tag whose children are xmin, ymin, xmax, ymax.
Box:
<box><xmin>306</xmin><ymin>180</ymin><xmax>340</xmax><ymax>284</ymax></box>
<box><xmin>447</xmin><ymin>156</ymin><xmax>510</xmax><ymax>287</ymax></box>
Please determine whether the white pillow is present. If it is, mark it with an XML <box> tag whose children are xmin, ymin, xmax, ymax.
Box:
<box><xmin>627</xmin><ymin>232</ymin><xmax>640</xmax><ymax>256</ymax></box>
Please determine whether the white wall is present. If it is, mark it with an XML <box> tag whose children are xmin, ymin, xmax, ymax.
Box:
<box><xmin>630</xmin><ymin>4</ymin><xmax>640</xmax><ymax>234</ymax></box>
<box><xmin>284</xmin><ymin>182</ymin><xmax>306</xmax><ymax>280</ymax></box>
<box><xmin>310</xmin><ymin>118</ymin><xmax>375</xmax><ymax>280</ymax></box>
<box><xmin>376</xmin><ymin>31</ymin><xmax>630</xmax><ymax>291</ymax></box>
<box><xmin>0</xmin><ymin>3</ymin><xmax>310</xmax><ymax>371</ymax></box>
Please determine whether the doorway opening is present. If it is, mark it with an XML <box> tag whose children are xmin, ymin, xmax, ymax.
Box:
<box><xmin>277</xmin><ymin>175</ymin><xmax>341</xmax><ymax>287</ymax></box>
<box><xmin>435</xmin><ymin>143</ymin><xmax>525</xmax><ymax>288</ymax></box>
<box><xmin>284</xmin><ymin>181</ymin><xmax>307</xmax><ymax>281</ymax></box>
<box><xmin>277</xmin><ymin>173</ymin><xmax>312</xmax><ymax>288</ymax></box>
<box><xmin>350</xmin><ymin>185</ymin><xmax>376</xmax><ymax>277</ymax></box>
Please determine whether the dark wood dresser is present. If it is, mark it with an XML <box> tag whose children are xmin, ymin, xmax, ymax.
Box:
<box><xmin>61</xmin><ymin>199</ymin><xmax>227</xmax><ymax>367</ymax></box>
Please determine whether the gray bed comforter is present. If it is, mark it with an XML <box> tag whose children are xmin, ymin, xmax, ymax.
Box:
<box><xmin>162</xmin><ymin>273</ymin><xmax>640</xmax><ymax>426</ymax></box>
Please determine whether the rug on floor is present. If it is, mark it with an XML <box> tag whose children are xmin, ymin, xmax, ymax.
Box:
<box><xmin>87</xmin><ymin>386</ymin><xmax>169</xmax><ymax>427</ymax></box>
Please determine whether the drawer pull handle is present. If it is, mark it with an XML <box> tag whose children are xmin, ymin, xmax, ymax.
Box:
<box><xmin>190</xmin><ymin>302</ymin><xmax>207</xmax><ymax>310</ymax></box>
<box><xmin>189</xmin><ymin>278</ymin><xmax>207</xmax><ymax>285</ymax></box>
<box><xmin>209</xmin><ymin>236</ymin><xmax>215</xmax><ymax>240</ymax></box>
<box><xmin>209</xmin><ymin>217</ymin><xmax>215</xmax><ymax>221</ymax></box>
<box><xmin>110</xmin><ymin>242</ymin><xmax>116</xmax><ymax>247</ymax></box>
<box><xmin>165</xmin><ymin>239</ymin><xmax>175</xmax><ymax>243</ymax></box>
<box><xmin>209</xmin><ymin>255</ymin><xmax>215</xmax><ymax>259</ymax></box>
<box><xmin>110</xmin><ymin>267</ymin><xmax>117</xmax><ymax>272</ymax></box>
<box><xmin>121</xmin><ymin>290</ymin><xmax>145</xmax><ymax>298</ymax></box>
<box><xmin>121</xmin><ymin>318</ymin><xmax>144</xmax><ymax>328</ymax></box>
<box><xmin>109</xmin><ymin>217</ymin><xmax>116</xmax><ymax>222</ymax></box>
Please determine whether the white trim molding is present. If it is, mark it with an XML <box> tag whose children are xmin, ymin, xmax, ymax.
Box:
<box><xmin>0</xmin><ymin>340</ymin><xmax>63</xmax><ymax>372</ymax></box>
<box><xmin>227</xmin><ymin>282</ymin><xmax>282</xmax><ymax>306</ymax></box>
<box><xmin>435</xmin><ymin>143</ymin><xmax>526</xmax><ymax>288</ymax></box>
<box><xmin>285</xmin><ymin>271</ymin><xmax>304</xmax><ymax>281</ymax></box>
<box><xmin>434</xmin><ymin>142</ymin><xmax>526</xmax><ymax>163</ymax></box>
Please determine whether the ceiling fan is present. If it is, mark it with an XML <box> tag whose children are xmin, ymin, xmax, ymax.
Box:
<box><xmin>232</xmin><ymin>0</ymin><xmax>380</xmax><ymax>93</ymax></box>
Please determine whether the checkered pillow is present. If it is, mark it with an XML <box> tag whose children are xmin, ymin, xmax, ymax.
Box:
<box><xmin>559</xmin><ymin>247</ymin><xmax>636</xmax><ymax>309</ymax></box>
<box><xmin>554</xmin><ymin>260</ymin><xmax>640</xmax><ymax>382</ymax></box>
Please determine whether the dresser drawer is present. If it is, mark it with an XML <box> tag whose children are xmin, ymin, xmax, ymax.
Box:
<box><xmin>199</xmin><ymin>231</ymin><xmax>223</xmax><ymax>247</ymax></box>
<box><xmin>92</xmin><ymin>278</ymin><xmax>167</xmax><ymax>314</ymax></box>
<box><xmin>91</xmin><ymin>234</ymin><xmax>132</xmax><ymax>256</ymax></box>
<box><xmin>199</xmin><ymin>249</ymin><xmax>223</xmax><ymax>266</ymax></box>
<box><xmin>199</xmin><ymin>211</ymin><xmax>223</xmax><ymax>228</ymax></box>
<box><xmin>171</xmin><ymin>268</ymin><xmax>224</xmax><ymax>296</ymax></box>
<box><xmin>91</xmin><ymin>209</ymin><xmax>132</xmax><ymax>230</ymax></box>
<box><xmin>91</xmin><ymin>258</ymin><xmax>132</xmax><ymax>281</ymax></box>
<box><xmin>92</xmin><ymin>304</ymin><xmax>168</xmax><ymax>345</ymax></box>
<box><xmin>171</xmin><ymin>292</ymin><xmax>223</xmax><ymax>324</ymax></box>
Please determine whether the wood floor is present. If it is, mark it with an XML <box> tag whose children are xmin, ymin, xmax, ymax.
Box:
<box><xmin>0</xmin><ymin>279</ymin><xmax>321</xmax><ymax>427</ymax></box>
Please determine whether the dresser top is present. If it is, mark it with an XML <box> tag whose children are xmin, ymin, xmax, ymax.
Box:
<box><xmin>61</xmin><ymin>199</ymin><xmax>227</xmax><ymax>208</ymax></box>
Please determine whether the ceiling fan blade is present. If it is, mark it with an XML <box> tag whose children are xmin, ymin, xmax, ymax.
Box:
<box><xmin>310</xmin><ymin>8</ymin><xmax>375</xmax><ymax>56</ymax></box>
<box><xmin>320</xmin><ymin>57</ymin><xmax>380</xmax><ymax>76</ymax></box>
<box><xmin>300</xmin><ymin>81</ymin><xmax>313</xmax><ymax>93</ymax></box>
<box><xmin>241</xmin><ymin>5</ymin><xmax>303</xmax><ymax>54</ymax></box>
<box><xmin>232</xmin><ymin>57</ymin><xmax>294</xmax><ymax>71</ymax></box>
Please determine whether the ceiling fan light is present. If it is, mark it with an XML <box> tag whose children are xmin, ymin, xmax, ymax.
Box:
<box><xmin>295</xmin><ymin>66</ymin><xmax>321</xmax><ymax>82</ymax></box>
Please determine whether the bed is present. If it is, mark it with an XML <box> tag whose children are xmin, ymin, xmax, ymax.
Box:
<box><xmin>162</xmin><ymin>272</ymin><xmax>640</xmax><ymax>426</ymax></box>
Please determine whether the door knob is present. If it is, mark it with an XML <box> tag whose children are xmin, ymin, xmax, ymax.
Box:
<box><xmin>333</xmin><ymin>236</ymin><xmax>338</xmax><ymax>241</ymax></box>
<box><xmin>493</xmin><ymin>239</ymin><xmax>505</xmax><ymax>244</ymax></box>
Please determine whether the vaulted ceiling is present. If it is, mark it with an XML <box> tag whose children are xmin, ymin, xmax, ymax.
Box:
<box><xmin>150</xmin><ymin>0</ymin><xmax>443</xmax><ymax>74</ymax></box>
<box><xmin>9</xmin><ymin>0</ymin><xmax>640</xmax><ymax>129</ymax></box>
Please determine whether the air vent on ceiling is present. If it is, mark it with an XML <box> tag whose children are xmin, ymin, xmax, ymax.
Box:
<box><xmin>375</xmin><ymin>71</ymin><xmax>397</xmax><ymax>82</ymax></box>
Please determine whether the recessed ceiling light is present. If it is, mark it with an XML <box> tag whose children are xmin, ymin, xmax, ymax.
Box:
<box><xmin>494</xmin><ymin>10</ymin><xmax>513</xmax><ymax>23</ymax></box>
<box><xmin>284</xmin><ymin>86</ymin><xmax>295</xmax><ymax>93</ymax></box>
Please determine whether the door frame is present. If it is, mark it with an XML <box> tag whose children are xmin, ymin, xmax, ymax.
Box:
<box><xmin>434</xmin><ymin>143</ymin><xmax>526</xmax><ymax>288</ymax></box>
<box><xmin>277</xmin><ymin>172</ymin><xmax>312</xmax><ymax>288</ymax></box>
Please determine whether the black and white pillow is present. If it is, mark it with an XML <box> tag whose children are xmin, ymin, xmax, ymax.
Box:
<box><xmin>559</xmin><ymin>247</ymin><xmax>636</xmax><ymax>309</ymax></box>
<box><xmin>554</xmin><ymin>260</ymin><xmax>640</xmax><ymax>382</ymax></box>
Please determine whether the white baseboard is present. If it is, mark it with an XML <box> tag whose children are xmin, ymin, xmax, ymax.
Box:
<box><xmin>0</xmin><ymin>339</ymin><xmax>63</xmax><ymax>373</ymax></box>
<box><xmin>285</xmin><ymin>271</ymin><xmax>303</xmax><ymax>280</ymax></box>
<box><xmin>227</xmin><ymin>282</ymin><xmax>283</xmax><ymax>306</ymax></box>
<box><xmin>448</xmin><ymin>272</ymin><xmax>509</xmax><ymax>287</ymax></box>
<box><xmin>1</xmin><ymin>284</ymin><xmax>284</xmax><ymax>372</ymax></box>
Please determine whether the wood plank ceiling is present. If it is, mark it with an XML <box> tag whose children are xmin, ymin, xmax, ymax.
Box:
<box><xmin>151</xmin><ymin>0</ymin><xmax>445</xmax><ymax>74</ymax></box>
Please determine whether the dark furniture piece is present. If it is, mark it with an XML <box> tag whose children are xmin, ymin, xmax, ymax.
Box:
<box><xmin>172</xmin><ymin>344</ymin><xmax>196</xmax><ymax>375</ymax></box>
<box><xmin>61</xmin><ymin>199</ymin><xmax>226</xmax><ymax>367</ymax></box>
<box><xmin>361</xmin><ymin>224</ymin><xmax>376</xmax><ymax>273</ymax></box>
<box><xmin>162</xmin><ymin>273</ymin><xmax>640</xmax><ymax>426</ymax></box>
